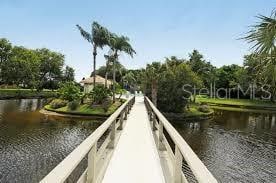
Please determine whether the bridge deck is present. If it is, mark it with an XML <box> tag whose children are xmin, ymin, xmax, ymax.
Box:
<box><xmin>102</xmin><ymin>96</ymin><xmax>165</xmax><ymax>183</ymax></box>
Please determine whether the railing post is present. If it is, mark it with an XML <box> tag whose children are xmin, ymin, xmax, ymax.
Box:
<box><xmin>174</xmin><ymin>146</ymin><xmax>183</xmax><ymax>183</ymax></box>
<box><xmin>118</xmin><ymin>112</ymin><xmax>124</xmax><ymax>130</ymax></box>
<box><xmin>152</xmin><ymin>113</ymin><xmax>157</xmax><ymax>131</ymax></box>
<box><xmin>127</xmin><ymin>103</ymin><xmax>130</xmax><ymax>114</ymax></box>
<box><xmin>124</xmin><ymin>107</ymin><xmax>128</xmax><ymax>120</ymax></box>
<box><xmin>158</xmin><ymin>121</ymin><xmax>165</xmax><ymax>151</ymax></box>
<box><xmin>87</xmin><ymin>144</ymin><xmax>97</xmax><ymax>183</ymax></box>
<box><xmin>108</xmin><ymin>120</ymin><xmax>116</xmax><ymax>149</ymax></box>
<box><xmin>149</xmin><ymin>110</ymin><xmax>153</xmax><ymax>121</ymax></box>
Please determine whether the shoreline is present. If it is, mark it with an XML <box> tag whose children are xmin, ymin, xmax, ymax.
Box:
<box><xmin>40</xmin><ymin>109</ymin><xmax>109</xmax><ymax>119</ymax></box>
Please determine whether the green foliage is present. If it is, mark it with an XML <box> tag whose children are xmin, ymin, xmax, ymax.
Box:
<box><xmin>50</xmin><ymin>99</ymin><xmax>67</xmax><ymax>109</ymax></box>
<box><xmin>68</xmin><ymin>100</ymin><xmax>79</xmax><ymax>110</ymax></box>
<box><xmin>142</xmin><ymin>57</ymin><xmax>202</xmax><ymax>113</ymax></box>
<box><xmin>58</xmin><ymin>82</ymin><xmax>81</xmax><ymax>101</ymax></box>
<box><xmin>0</xmin><ymin>38</ymin><xmax>75</xmax><ymax>90</ymax></box>
<box><xmin>89</xmin><ymin>85</ymin><xmax>112</xmax><ymax>104</ymax></box>
<box><xmin>187</xmin><ymin>50</ymin><xmax>216</xmax><ymax>88</ymax></box>
<box><xmin>243</xmin><ymin>11</ymin><xmax>276</xmax><ymax>56</ymax></box>
<box><xmin>63</xmin><ymin>66</ymin><xmax>75</xmax><ymax>82</ymax></box>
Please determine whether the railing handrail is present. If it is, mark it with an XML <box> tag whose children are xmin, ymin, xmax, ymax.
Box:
<box><xmin>40</xmin><ymin>96</ymin><xmax>135</xmax><ymax>183</ymax></box>
<box><xmin>145</xmin><ymin>97</ymin><xmax>217</xmax><ymax>183</ymax></box>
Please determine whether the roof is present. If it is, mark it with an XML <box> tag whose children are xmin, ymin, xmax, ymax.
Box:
<box><xmin>80</xmin><ymin>75</ymin><xmax>112</xmax><ymax>85</ymax></box>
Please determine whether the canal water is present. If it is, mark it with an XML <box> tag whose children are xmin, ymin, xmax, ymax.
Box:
<box><xmin>173</xmin><ymin>110</ymin><xmax>276</xmax><ymax>182</ymax></box>
<box><xmin>1</xmin><ymin>99</ymin><xmax>276</xmax><ymax>182</ymax></box>
<box><xmin>0</xmin><ymin>99</ymin><xmax>102</xmax><ymax>183</ymax></box>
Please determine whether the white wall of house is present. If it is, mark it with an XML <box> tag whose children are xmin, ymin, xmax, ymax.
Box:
<box><xmin>84</xmin><ymin>84</ymin><xmax>94</xmax><ymax>93</ymax></box>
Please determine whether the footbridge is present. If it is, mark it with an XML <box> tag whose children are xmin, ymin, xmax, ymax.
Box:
<box><xmin>40</xmin><ymin>96</ymin><xmax>217</xmax><ymax>183</ymax></box>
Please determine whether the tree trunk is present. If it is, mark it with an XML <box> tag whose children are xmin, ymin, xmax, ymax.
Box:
<box><xmin>105</xmin><ymin>59</ymin><xmax>109</xmax><ymax>88</ymax></box>
<box><xmin>112</xmin><ymin>53</ymin><xmax>117</xmax><ymax>103</ymax></box>
<box><xmin>151</xmin><ymin>80</ymin><xmax>157</xmax><ymax>106</ymax></box>
<box><xmin>93</xmin><ymin>45</ymin><xmax>97</xmax><ymax>88</ymax></box>
<box><xmin>105</xmin><ymin>72</ymin><xmax>108</xmax><ymax>88</ymax></box>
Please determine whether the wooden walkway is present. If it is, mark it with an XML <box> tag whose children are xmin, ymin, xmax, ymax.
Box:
<box><xmin>40</xmin><ymin>95</ymin><xmax>217</xmax><ymax>183</ymax></box>
<box><xmin>102</xmin><ymin>96</ymin><xmax>165</xmax><ymax>183</ymax></box>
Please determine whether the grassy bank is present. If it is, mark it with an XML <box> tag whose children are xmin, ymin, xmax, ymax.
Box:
<box><xmin>44</xmin><ymin>100</ymin><xmax>124</xmax><ymax>117</ymax></box>
<box><xmin>184</xmin><ymin>104</ymin><xmax>214</xmax><ymax>117</ymax></box>
<box><xmin>197</xmin><ymin>96</ymin><xmax>276</xmax><ymax>111</ymax></box>
<box><xmin>164</xmin><ymin>104</ymin><xmax>214</xmax><ymax>122</ymax></box>
<box><xmin>0</xmin><ymin>89</ymin><xmax>57</xmax><ymax>99</ymax></box>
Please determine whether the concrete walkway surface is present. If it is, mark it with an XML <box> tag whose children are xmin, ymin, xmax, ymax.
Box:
<box><xmin>102</xmin><ymin>96</ymin><xmax>165</xmax><ymax>183</ymax></box>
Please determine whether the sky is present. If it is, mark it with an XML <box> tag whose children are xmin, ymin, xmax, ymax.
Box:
<box><xmin>0</xmin><ymin>0</ymin><xmax>275</xmax><ymax>81</ymax></box>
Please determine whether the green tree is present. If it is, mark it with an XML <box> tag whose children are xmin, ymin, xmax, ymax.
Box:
<box><xmin>158</xmin><ymin>61</ymin><xmax>202</xmax><ymax>112</ymax></box>
<box><xmin>88</xmin><ymin>85</ymin><xmax>112</xmax><ymax>104</ymax></box>
<box><xmin>58</xmin><ymin>82</ymin><xmax>81</xmax><ymax>101</ymax></box>
<box><xmin>187</xmin><ymin>50</ymin><xmax>216</xmax><ymax>88</ymax></box>
<box><xmin>144</xmin><ymin>62</ymin><xmax>163</xmax><ymax>106</ymax></box>
<box><xmin>122</xmin><ymin>71</ymin><xmax>136</xmax><ymax>90</ymax></box>
<box><xmin>76</xmin><ymin>22</ymin><xmax>110</xmax><ymax>87</ymax></box>
<box><xmin>35</xmin><ymin>48</ymin><xmax>64</xmax><ymax>90</ymax></box>
<box><xmin>108</xmin><ymin>34</ymin><xmax>136</xmax><ymax>102</ymax></box>
<box><xmin>63</xmin><ymin>65</ymin><xmax>75</xmax><ymax>82</ymax></box>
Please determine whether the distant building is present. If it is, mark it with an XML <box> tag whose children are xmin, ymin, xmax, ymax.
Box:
<box><xmin>80</xmin><ymin>75</ymin><xmax>112</xmax><ymax>93</ymax></box>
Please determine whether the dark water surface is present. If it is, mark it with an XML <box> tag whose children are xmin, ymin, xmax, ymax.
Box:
<box><xmin>0</xmin><ymin>99</ymin><xmax>102</xmax><ymax>183</ymax></box>
<box><xmin>173</xmin><ymin>110</ymin><xmax>276</xmax><ymax>183</ymax></box>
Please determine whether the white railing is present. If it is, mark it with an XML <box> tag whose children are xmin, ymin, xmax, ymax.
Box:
<box><xmin>40</xmin><ymin>97</ymin><xmax>135</xmax><ymax>183</ymax></box>
<box><xmin>144</xmin><ymin>97</ymin><xmax>217</xmax><ymax>183</ymax></box>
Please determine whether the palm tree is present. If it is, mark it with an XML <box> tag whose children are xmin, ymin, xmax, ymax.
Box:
<box><xmin>122</xmin><ymin>71</ymin><xmax>136</xmax><ymax>90</ymax></box>
<box><xmin>243</xmin><ymin>11</ymin><xmax>276</xmax><ymax>57</ymax></box>
<box><xmin>144</xmin><ymin>62</ymin><xmax>162</xmax><ymax>106</ymax></box>
<box><xmin>243</xmin><ymin>10</ymin><xmax>276</xmax><ymax>101</ymax></box>
<box><xmin>108</xmin><ymin>34</ymin><xmax>136</xmax><ymax>102</ymax></box>
<box><xmin>76</xmin><ymin>22</ymin><xmax>110</xmax><ymax>87</ymax></box>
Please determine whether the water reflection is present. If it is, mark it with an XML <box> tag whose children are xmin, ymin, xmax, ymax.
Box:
<box><xmin>0</xmin><ymin>99</ymin><xmax>102</xmax><ymax>183</ymax></box>
<box><xmin>173</xmin><ymin>110</ymin><xmax>276</xmax><ymax>182</ymax></box>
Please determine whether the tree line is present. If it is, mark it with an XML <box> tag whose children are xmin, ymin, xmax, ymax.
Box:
<box><xmin>0</xmin><ymin>38</ymin><xmax>75</xmax><ymax>90</ymax></box>
<box><xmin>116</xmin><ymin>10</ymin><xmax>276</xmax><ymax>113</ymax></box>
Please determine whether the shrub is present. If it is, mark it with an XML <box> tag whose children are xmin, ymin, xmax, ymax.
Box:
<box><xmin>50</xmin><ymin>99</ymin><xmax>67</xmax><ymax>109</ymax></box>
<box><xmin>198</xmin><ymin>105</ymin><xmax>210</xmax><ymax>113</ymax></box>
<box><xmin>68</xmin><ymin>100</ymin><xmax>79</xmax><ymax>110</ymax></box>
<box><xmin>58</xmin><ymin>82</ymin><xmax>81</xmax><ymax>101</ymax></box>
<box><xmin>88</xmin><ymin>85</ymin><xmax>112</xmax><ymax>104</ymax></box>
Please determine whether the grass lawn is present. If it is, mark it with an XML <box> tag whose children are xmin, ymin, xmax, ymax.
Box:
<box><xmin>0</xmin><ymin>88</ymin><xmax>57</xmax><ymax>99</ymax></box>
<box><xmin>44</xmin><ymin>100</ymin><xmax>124</xmax><ymax>117</ymax></box>
<box><xmin>197</xmin><ymin>96</ymin><xmax>276</xmax><ymax>108</ymax></box>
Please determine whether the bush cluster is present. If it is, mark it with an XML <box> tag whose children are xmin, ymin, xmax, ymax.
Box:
<box><xmin>68</xmin><ymin>101</ymin><xmax>79</xmax><ymax>110</ymax></box>
<box><xmin>198</xmin><ymin>105</ymin><xmax>210</xmax><ymax>113</ymax></box>
<box><xmin>50</xmin><ymin>99</ymin><xmax>67</xmax><ymax>109</ymax></box>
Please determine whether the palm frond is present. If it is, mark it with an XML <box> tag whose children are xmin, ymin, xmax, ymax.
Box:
<box><xmin>243</xmin><ymin>12</ymin><xmax>276</xmax><ymax>56</ymax></box>
<box><xmin>92</xmin><ymin>21</ymin><xmax>110</xmax><ymax>49</ymax></box>
<box><xmin>76</xmin><ymin>24</ymin><xmax>92</xmax><ymax>43</ymax></box>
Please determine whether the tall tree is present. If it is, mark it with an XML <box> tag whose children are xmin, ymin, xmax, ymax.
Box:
<box><xmin>36</xmin><ymin>48</ymin><xmax>64</xmax><ymax>90</ymax></box>
<box><xmin>76</xmin><ymin>22</ymin><xmax>110</xmax><ymax>87</ymax></box>
<box><xmin>108</xmin><ymin>34</ymin><xmax>136</xmax><ymax>102</ymax></box>
<box><xmin>144</xmin><ymin>62</ymin><xmax>163</xmax><ymax>106</ymax></box>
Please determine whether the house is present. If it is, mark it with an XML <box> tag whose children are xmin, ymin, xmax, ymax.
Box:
<box><xmin>80</xmin><ymin>75</ymin><xmax>112</xmax><ymax>93</ymax></box>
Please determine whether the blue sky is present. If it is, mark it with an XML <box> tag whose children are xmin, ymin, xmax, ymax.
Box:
<box><xmin>0</xmin><ymin>0</ymin><xmax>275</xmax><ymax>81</ymax></box>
